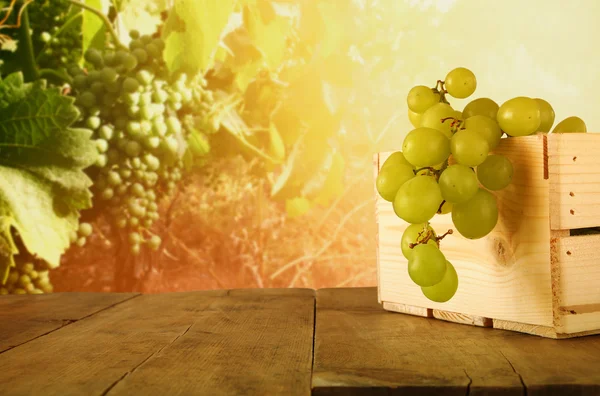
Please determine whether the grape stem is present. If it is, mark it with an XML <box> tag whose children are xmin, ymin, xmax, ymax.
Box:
<box><xmin>436</xmin><ymin>199</ymin><xmax>446</xmax><ymax>214</ymax></box>
<box><xmin>413</xmin><ymin>166</ymin><xmax>436</xmax><ymax>175</ymax></box>
<box><xmin>66</xmin><ymin>0</ymin><xmax>128</xmax><ymax>50</ymax></box>
<box><xmin>436</xmin><ymin>229</ymin><xmax>454</xmax><ymax>242</ymax></box>
<box><xmin>39</xmin><ymin>68</ymin><xmax>73</xmax><ymax>84</ymax></box>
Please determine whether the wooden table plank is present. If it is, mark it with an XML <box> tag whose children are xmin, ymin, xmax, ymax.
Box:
<box><xmin>0</xmin><ymin>292</ymin><xmax>139</xmax><ymax>353</ymax></box>
<box><xmin>313</xmin><ymin>288</ymin><xmax>524</xmax><ymax>395</ymax></box>
<box><xmin>314</xmin><ymin>288</ymin><xmax>600</xmax><ymax>395</ymax></box>
<box><xmin>0</xmin><ymin>288</ymin><xmax>315</xmax><ymax>396</ymax></box>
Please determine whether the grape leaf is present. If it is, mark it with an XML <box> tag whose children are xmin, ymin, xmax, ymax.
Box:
<box><xmin>0</xmin><ymin>73</ymin><xmax>97</xmax><ymax>283</ymax></box>
<box><xmin>162</xmin><ymin>0</ymin><xmax>235</xmax><ymax>76</ymax></box>
<box><xmin>243</xmin><ymin>4</ymin><xmax>292</xmax><ymax>69</ymax></box>
<box><xmin>82</xmin><ymin>0</ymin><xmax>109</xmax><ymax>55</ymax></box>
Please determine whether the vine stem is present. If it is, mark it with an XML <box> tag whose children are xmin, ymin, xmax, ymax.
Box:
<box><xmin>16</xmin><ymin>1</ymin><xmax>39</xmax><ymax>81</ymax></box>
<box><xmin>39</xmin><ymin>68</ymin><xmax>73</xmax><ymax>84</ymax></box>
<box><xmin>66</xmin><ymin>0</ymin><xmax>128</xmax><ymax>50</ymax></box>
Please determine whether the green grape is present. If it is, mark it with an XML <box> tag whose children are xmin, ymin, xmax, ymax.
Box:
<box><xmin>130</xmin><ymin>30</ymin><xmax>141</xmax><ymax>39</ymax></box>
<box><xmin>376</xmin><ymin>163</ymin><xmax>415</xmax><ymax>202</ymax></box>
<box><xmin>144</xmin><ymin>136</ymin><xmax>161</xmax><ymax>150</ymax></box>
<box><xmin>96</xmin><ymin>139</ymin><xmax>109</xmax><ymax>153</ymax></box>
<box><xmin>131</xmin><ymin>244</ymin><xmax>141</xmax><ymax>256</ymax></box>
<box><xmin>166</xmin><ymin>117</ymin><xmax>182</xmax><ymax>135</ymax></box>
<box><xmin>408</xmin><ymin>109</ymin><xmax>422</xmax><ymax>128</ymax></box>
<box><xmin>421</xmin><ymin>261</ymin><xmax>459</xmax><ymax>302</ymax></box>
<box><xmin>98</xmin><ymin>125</ymin><xmax>114</xmax><ymax>140</ymax></box>
<box><xmin>402</xmin><ymin>127</ymin><xmax>451</xmax><ymax>168</ymax></box>
<box><xmin>450</xmin><ymin>128</ymin><xmax>489</xmax><ymax>167</ymax></box>
<box><xmin>125</xmin><ymin>141</ymin><xmax>142</xmax><ymax>157</ymax></box>
<box><xmin>445</xmin><ymin>67</ymin><xmax>477</xmax><ymax>99</ymax></box>
<box><xmin>123</xmin><ymin>77</ymin><xmax>140</xmax><ymax>93</ymax></box>
<box><xmin>534</xmin><ymin>98</ymin><xmax>555</xmax><ymax>133</ymax></box>
<box><xmin>146</xmin><ymin>43</ymin><xmax>161</xmax><ymax>59</ymax></box>
<box><xmin>76</xmin><ymin>237</ymin><xmax>86</xmax><ymax>247</ymax></box>
<box><xmin>78</xmin><ymin>91</ymin><xmax>97</xmax><ymax>108</ymax></box>
<box><xmin>420</xmin><ymin>103</ymin><xmax>456</xmax><ymax>139</ymax></box>
<box><xmin>148</xmin><ymin>235</ymin><xmax>161</xmax><ymax>251</ymax></box>
<box><xmin>101</xmin><ymin>188</ymin><xmax>114</xmax><ymax>200</ymax></box>
<box><xmin>477</xmin><ymin>155</ymin><xmax>513</xmax><ymax>191</ymax></box>
<box><xmin>78</xmin><ymin>222</ymin><xmax>93</xmax><ymax>237</ymax></box>
<box><xmin>131</xmin><ymin>183</ymin><xmax>145</xmax><ymax>197</ymax></box>
<box><xmin>438</xmin><ymin>164</ymin><xmax>479</xmax><ymax>204</ymax></box>
<box><xmin>497</xmin><ymin>97</ymin><xmax>541</xmax><ymax>137</ymax></box>
<box><xmin>85</xmin><ymin>49</ymin><xmax>103</xmax><ymax>67</ymax></box>
<box><xmin>381</xmin><ymin>151</ymin><xmax>413</xmax><ymax>170</ymax></box>
<box><xmin>393</xmin><ymin>176</ymin><xmax>443</xmax><ymax>224</ymax></box>
<box><xmin>452</xmin><ymin>188</ymin><xmax>498</xmax><ymax>239</ymax></box>
<box><xmin>107</xmin><ymin>171</ymin><xmax>122</xmax><ymax>186</ymax></box>
<box><xmin>463</xmin><ymin>115</ymin><xmax>502</xmax><ymax>150</ymax></box>
<box><xmin>401</xmin><ymin>223</ymin><xmax>437</xmax><ymax>260</ymax></box>
<box><xmin>137</xmin><ymin>70</ymin><xmax>154</xmax><ymax>86</ymax></box>
<box><xmin>408</xmin><ymin>244</ymin><xmax>448</xmax><ymax>287</ymax></box>
<box><xmin>129</xmin><ymin>232</ymin><xmax>142</xmax><ymax>245</ymax></box>
<box><xmin>101</xmin><ymin>67</ymin><xmax>118</xmax><ymax>84</ymax></box>
<box><xmin>72</xmin><ymin>75</ymin><xmax>88</xmax><ymax>90</ymax></box>
<box><xmin>551</xmin><ymin>116</ymin><xmax>587</xmax><ymax>133</ymax></box>
<box><xmin>86</xmin><ymin>116</ymin><xmax>101</xmax><ymax>130</ymax></box>
<box><xmin>132</xmin><ymin>48</ymin><xmax>148</xmax><ymax>64</ymax></box>
<box><xmin>123</xmin><ymin>54</ymin><xmax>138</xmax><ymax>71</ymax></box>
<box><xmin>407</xmin><ymin>85</ymin><xmax>439</xmax><ymax>114</ymax></box>
<box><xmin>153</xmin><ymin>89</ymin><xmax>169</xmax><ymax>104</ymax></box>
<box><xmin>90</xmin><ymin>82</ymin><xmax>105</xmax><ymax>95</ymax></box>
<box><xmin>462</xmin><ymin>98</ymin><xmax>499</xmax><ymax>121</ymax></box>
<box><xmin>143</xmin><ymin>154</ymin><xmax>161</xmax><ymax>171</ymax></box>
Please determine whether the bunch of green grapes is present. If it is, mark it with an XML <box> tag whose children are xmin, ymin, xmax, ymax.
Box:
<box><xmin>67</xmin><ymin>30</ymin><xmax>212</xmax><ymax>255</ymax></box>
<box><xmin>0</xmin><ymin>259</ymin><xmax>53</xmax><ymax>295</ymax></box>
<box><xmin>378</xmin><ymin>67</ymin><xmax>588</xmax><ymax>303</ymax></box>
<box><xmin>27</xmin><ymin>0</ymin><xmax>84</xmax><ymax>71</ymax></box>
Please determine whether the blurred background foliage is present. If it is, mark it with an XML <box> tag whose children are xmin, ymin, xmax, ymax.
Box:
<box><xmin>49</xmin><ymin>0</ymin><xmax>599</xmax><ymax>292</ymax></box>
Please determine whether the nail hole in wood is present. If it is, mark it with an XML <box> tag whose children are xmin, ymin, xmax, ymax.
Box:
<box><xmin>573</xmin><ymin>156</ymin><xmax>577</xmax><ymax>161</ymax></box>
<box><xmin>569</xmin><ymin>192</ymin><xmax>575</xmax><ymax>197</ymax></box>
<box><xmin>567</xmin><ymin>251</ymin><xmax>572</xmax><ymax>256</ymax></box>
<box><xmin>570</xmin><ymin>209</ymin><xmax>575</xmax><ymax>215</ymax></box>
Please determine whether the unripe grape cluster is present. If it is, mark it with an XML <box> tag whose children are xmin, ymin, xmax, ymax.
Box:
<box><xmin>0</xmin><ymin>259</ymin><xmax>53</xmax><ymax>295</ymax></box>
<box><xmin>378</xmin><ymin>67</ymin><xmax>588</xmax><ymax>303</ymax></box>
<box><xmin>68</xmin><ymin>30</ymin><xmax>213</xmax><ymax>256</ymax></box>
<box><xmin>28</xmin><ymin>0</ymin><xmax>84</xmax><ymax>70</ymax></box>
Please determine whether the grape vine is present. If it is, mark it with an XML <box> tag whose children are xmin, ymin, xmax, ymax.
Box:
<box><xmin>377</xmin><ymin>67</ymin><xmax>588</xmax><ymax>303</ymax></box>
<box><xmin>0</xmin><ymin>0</ymin><xmax>354</xmax><ymax>294</ymax></box>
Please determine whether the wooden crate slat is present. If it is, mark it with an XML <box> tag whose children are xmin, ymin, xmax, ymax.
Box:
<box><xmin>548</xmin><ymin>133</ymin><xmax>600</xmax><ymax>230</ymax></box>
<box><xmin>0</xmin><ymin>289</ymin><xmax>315</xmax><ymax>396</ymax></box>
<box><xmin>377</xmin><ymin>135</ymin><xmax>555</xmax><ymax>328</ymax></box>
<box><xmin>554</xmin><ymin>234</ymin><xmax>600</xmax><ymax>308</ymax></box>
<box><xmin>0</xmin><ymin>292</ymin><xmax>139</xmax><ymax>353</ymax></box>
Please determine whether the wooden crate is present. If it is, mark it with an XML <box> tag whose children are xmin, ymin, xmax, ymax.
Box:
<box><xmin>375</xmin><ymin>133</ymin><xmax>600</xmax><ymax>338</ymax></box>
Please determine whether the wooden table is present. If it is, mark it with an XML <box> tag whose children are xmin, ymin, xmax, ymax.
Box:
<box><xmin>1</xmin><ymin>287</ymin><xmax>599</xmax><ymax>395</ymax></box>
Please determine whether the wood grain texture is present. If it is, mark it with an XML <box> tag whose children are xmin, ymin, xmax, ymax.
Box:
<box><xmin>315</xmin><ymin>288</ymin><xmax>600</xmax><ymax>395</ymax></box>
<box><xmin>382</xmin><ymin>301</ymin><xmax>431</xmax><ymax>317</ymax></box>
<box><xmin>548</xmin><ymin>133</ymin><xmax>600</xmax><ymax>230</ymax></box>
<box><xmin>378</xmin><ymin>135</ymin><xmax>554</xmax><ymax>328</ymax></box>
<box><xmin>433</xmin><ymin>309</ymin><xmax>492</xmax><ymax>327</ymax></box>
<box><xmin>314</xmin><ymin>288</ymin><xmax>524</xmax><ymax>395</ymax></box>
<box><xmin>0</xmin><ymin>289</ymin><xmax>315</xmax><ymax>396</ymax></box>
<box><xmin>0</xmin><ymin>292</ymin><xmax>139</xmax><ymax>353</ymax></box>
